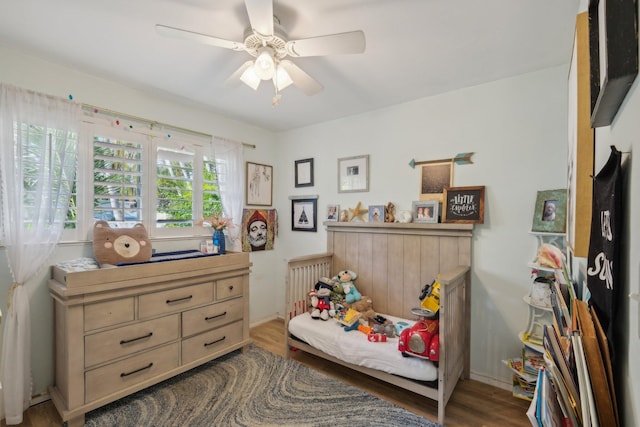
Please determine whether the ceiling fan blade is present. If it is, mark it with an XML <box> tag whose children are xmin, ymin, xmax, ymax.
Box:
<box><xmin>279</xmin><ymin>60</ymin><xmax>323</xmax><ymax>96</ymax></box>
<box><xmin>155</xmin><ymin>24</ymin><xmax>245</xmax><ymax>51</ymax></box>
<box><xmin>224</xmin><ymin>61</ymin><xmax>256</xmax><ymax>88</ymax></box>
<box><xmin>285</xmin><ymin>30</ymin><xmax>365</xmax><ymax>57</ymax></box>
<box><xmin>244</xmin><ymin>0</ymin><xmax>274</xmax><ymax>38</ymax></box>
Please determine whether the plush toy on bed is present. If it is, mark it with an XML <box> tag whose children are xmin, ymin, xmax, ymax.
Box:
<box><xmin>308</xmin><ymin>280</ymin><xmax>337</xmax><ymax>321</ymax></box>
<box><xmin>92</xmin><ymin>220</ymin><xmax>152</xmax><ymax>266</ymax></box>
<box><xmin>333</xmin><ymin>270</ymin><xmax>361</xmax><ymax>303</ymax></box>
<box><xmin>342</xmin><ymin>295</ymin><xmax>375</xmax><ymax>321</ymax></box>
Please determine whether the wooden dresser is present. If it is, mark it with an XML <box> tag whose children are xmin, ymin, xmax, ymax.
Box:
<box><xmin>48</xmin><ymin>252</ymin><xmax>251</xmax><ymax>427</ymax></box>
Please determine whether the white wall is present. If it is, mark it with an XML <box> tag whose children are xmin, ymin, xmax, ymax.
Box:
<box><xmin>274</xmin><ymin>66</ymin><xmax>570</xmax><ymax>387</ymax></box>
<box><xmin>0</xmin><ymin>44</ymin><xmax>278</xmax><ymax>399</ymax></box>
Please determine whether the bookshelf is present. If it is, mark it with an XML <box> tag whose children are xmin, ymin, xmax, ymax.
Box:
<box><xmin>504</xmin><ymin>232</ymin><xmax>564</xmax><ymax>401</ymax></box>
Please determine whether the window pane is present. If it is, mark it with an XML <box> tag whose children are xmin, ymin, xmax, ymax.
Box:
<box><xmin>156</xmin><ymin>146</ymin><xmax>194</xmax><ymax>228</ymax></box>
<box><xmin>93</xmin><ymin>135</ymin><xmax>142</xmax><ymax>225</ymax></box>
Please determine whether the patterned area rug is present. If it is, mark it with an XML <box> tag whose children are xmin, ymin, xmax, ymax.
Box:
<box><xmin>84</xmin><ymin>344</ymin><xmax>438</xmax><ymax>427</ymax></box>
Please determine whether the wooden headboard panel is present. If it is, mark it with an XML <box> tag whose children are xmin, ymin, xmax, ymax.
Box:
<box><xmin>325</xmin><ymin>222</ymin><xmax>473</xmax><ymax>318</ymax></box>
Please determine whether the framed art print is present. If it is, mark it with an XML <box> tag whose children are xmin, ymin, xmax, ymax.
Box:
<box><xmin>295</xmin><ymin>158</ymin><xmax>314</xmax><ymax>188</ymax></box>
<box><xmin>338</xmin><ymin>155</ymin><xmax>369</xmax><ymax>193</ymax></box>
<box><xmin>246</xmin><ymin>162</ymin><xmax>273</xmax><ymax>206</ymax></box>
<box><xmin>588</xmin><ymin>0</ymin><xmax>638</xmax><ymax>127</ymax></box>
<box><xmin>291</xmin><ymin>198</ymin><xmax>317</xmax><ymax>232</ymax></box>
<box><xmin>443</xmin><ymin>186</ymin><xmax>485</xmax><ymax>224</ymax></box>
<box><xmin>419</xmin><ymin>161</ymin><xmax>453</xmax><ymax>203</ymax></box>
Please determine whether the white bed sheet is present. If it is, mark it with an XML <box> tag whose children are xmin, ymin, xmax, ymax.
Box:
<box><xmin>288</xmin><ymin>312</ymin><xmax>438</xmax><ymax>382</ymax></box>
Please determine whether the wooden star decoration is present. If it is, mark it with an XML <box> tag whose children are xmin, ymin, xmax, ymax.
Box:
<box><xmin>348</xmin><ymin>202</ymin><xmax>368</xmax><ymax>222</ymax></box>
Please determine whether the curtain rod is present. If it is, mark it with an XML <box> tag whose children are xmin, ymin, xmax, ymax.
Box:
<box><xmin>81</xmin><ymin>103</ymin><xmax>256</xmax><ymax>149</ymax></box>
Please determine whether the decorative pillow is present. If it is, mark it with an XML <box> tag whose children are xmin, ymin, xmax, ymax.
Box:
<box><xmin>92</xmin><ymin>220</ymin><xmax>152</xmax><ymax>266</ymax></box>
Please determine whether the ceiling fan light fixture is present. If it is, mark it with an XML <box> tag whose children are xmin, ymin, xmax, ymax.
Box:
<box><xmin>240</xmin><ymin>66</ymin><xmax>261</xmax><ymax>90</ymax></box>
<box><xmin>275</xmin><ymin>65</ymin><xmax>293</xmax><ymax>90</ymax></box>
<box><xmin>254</xmin><ymin>47</ymin><xmax>276</xmax><ymax>80</ymax></box>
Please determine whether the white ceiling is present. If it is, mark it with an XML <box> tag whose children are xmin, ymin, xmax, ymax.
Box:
<box><xmin>0</xmin><ymin>0</ymin><xmax>580</xmax><ymax>132</ymax></box>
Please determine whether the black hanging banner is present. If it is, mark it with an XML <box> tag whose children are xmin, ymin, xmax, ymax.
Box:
<box><xmin>586</xmin><ymin>146</ymin><xmax>623</xmax><ymax>358</ymax></box>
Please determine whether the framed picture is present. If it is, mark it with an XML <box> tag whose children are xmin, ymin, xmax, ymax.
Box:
<box><xmin>241</xmin><ymin>208</ymin><xmax>277</xmax><ymax>252</ymax></box>
<box><xmin>326</xmin><ymin>204</ymin><xmax>339</xmax><ymax>222</ymax></box>
<box><xmin>291</xmin><ymin>198</ymin><xmax>317</xmax><ymax>232</ymax></box>
<box><xmin>531</xmin><ymin>189</ymin><xmax>567</xmax><ymax>233</ymax></box>
<box><xmin>412</xmin><ymin>200</ymin><xmax>439</xmax><ymax>224</ymax></box>
<box><xmin>338</xmin><ymin>155</ymin><xmax>369</xmax><ymax>193</ymax></box>
<box><xmin>419</xmin><ymin>161</ymin><xmax>453</xmax><ymax>203</ymax></box>
<box><xmin>368</xmin><ymin>205</ymin><xmax>385</xmax><ymax>223</ymax></box>
<box><xmin>443</xmin><ymin>186</ymin><xmax>485</xmax><ymax>224</ymax></box>
<box><xmin>588</xmin><ymin>0</ymin><xmax>638</xmax><ymax>127</ymax></box>
<box><xmin>246</xmin><ymin>162</ymin><xmax>273</xmax><ymax>206</ymax></box>
<box><xmin>294</xmin><ymin>158</ymin><xmax>314</xmax><ymax>188</ymax></box>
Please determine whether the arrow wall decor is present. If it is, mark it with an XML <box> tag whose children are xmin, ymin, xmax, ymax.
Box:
<box><xmin>409</xmin><ymin>152</ymin><xmax>474</xmax><ymax>168</ymax></box>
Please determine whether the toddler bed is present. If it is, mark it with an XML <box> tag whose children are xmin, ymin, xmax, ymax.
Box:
<box><xmin>284</xmin><ymin>222</ymin><xmax>473</xmax><ymax>425</ymax></box>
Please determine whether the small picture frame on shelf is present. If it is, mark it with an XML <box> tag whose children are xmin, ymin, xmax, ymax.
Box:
<box><xmin>412</xmin><ymin>200</ymin><xmax>439</xmax><ymax>223</ymax></box>
<box><xmin>531</xmin><ymin>189</ymin><xmax>567</xmax><ymax>233</ymax></box>
<box><xmin>442</xmin><ymin>186</ymin><xmax>485</xmax><ymax>224</ymax></box>
<box><xmin>368</xmin><ymin>205</ymin><xmax>385</xmax><ymax>223</ymax></box>
<box><xmin>326</xmin><ymin>204</ymin><xmax>339</xmax><ymax>222</ymax></box>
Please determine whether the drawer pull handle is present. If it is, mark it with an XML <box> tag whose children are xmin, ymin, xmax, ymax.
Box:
<box><xmin>120</xmin><ymin>362</ymin><xmax>153</xmax><ymax>378</ymax></box>
<box><xmin>205</xmin><ymin>311</ymin><xmax>227</xmax><ymax>321</ymax></box>
<box><xmin>228</xmin><ymin>285</ymin><xmax>234</xmax><ymax>291</ymax></box>
<box><xmin>166</xmin><ymin>295</ymin><xmax>193</xmax><ymax>304</ymax></box>
<box><xmin>204</xmin><ymin>336</ymin><xmax>226</xmax><ymax>347</ymax></box>
<box><xmin>120</xmin><ymin>332</ymin><xmax>153</xmax><ymax>345</ymax></box>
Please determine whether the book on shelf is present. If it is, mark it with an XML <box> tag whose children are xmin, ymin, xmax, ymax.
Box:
<box><xmin>503</xmin><ymin>357</ymin><xmax>537</xmax><ymax>384</ymax></box>
<box><xmin>522</xmin><ymin>345</ymin><xmax>545</xmax><ymax>376</ymax></box>
<box><xmin>526</xmin><ymin>368</ymin><xmax>543</xmax><ymax>426</ymax></box>
<box><xmin>542</xmin><ymin>349</ymin><xmax>580</xmax><ymax>426</ymax></box>
<box><xmin>539</xmin><ymin>367</ymin><xmax>564</xmax><ymax>427</ymax></box>
<box><xmin>543</xmin><ymin>325</ymin><xmax>580</xmax><ymax>410</ymax></box>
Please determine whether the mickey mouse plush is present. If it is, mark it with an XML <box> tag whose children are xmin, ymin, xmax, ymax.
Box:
<box><xmin>308</xmin><ymin>280</ymin><xmax>336</xmax><ymax>320</ymax></box>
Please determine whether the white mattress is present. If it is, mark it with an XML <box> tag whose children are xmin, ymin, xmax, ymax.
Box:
<box><xmin>288</xmin><ymin>312</ymin><xmax>438</xmax><ymax>382</ymax></box>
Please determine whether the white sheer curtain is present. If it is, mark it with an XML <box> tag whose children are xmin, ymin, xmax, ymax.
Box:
<box><xmin>0</xmin><ymin>84</ymin><xmax>80</xmax><ymax>424</ymax></box>
<box><xmin>213</xmin><ymin>137</ymin><xmax>244</xmax><ymax>252</ymax></box>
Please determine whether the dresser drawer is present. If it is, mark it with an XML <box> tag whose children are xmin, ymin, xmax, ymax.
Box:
<box><xmin>182</xmin><ymin>297</ymin><xmax>243</xmax><ymax>337</ymax></box>
<box><xmin>139</xmin><ymin>282</ymin><xmax>213</xmax><ymax>319</ymax></box>
<box><xmin>215</xmin><ymin>277</ymin><xmax>244</xmax><ymax>300</ymax></box>
<box><xmin>85</xmin><ymin>342</ymin><xmax>179</xmax><ymax>403</ymax></box>
<box><xmin>181</xmin><ymin>320</ymin><xmax>243</xmax><ymax>364</ymax></box>
<box><xmin>85</xmin><ymin>314</ymin><xmax>179</xmax><ymax>367</ymax></box>
<box><xmin>84</xmin><ymin>297</ymin><xmax>135</xmax><ymax>332</ymax></box>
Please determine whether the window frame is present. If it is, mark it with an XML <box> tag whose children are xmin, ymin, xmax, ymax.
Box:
<box><xmin>60</xmin><ymin>117</ymin><xmax>218</xmax><ymax>242</ymax></box>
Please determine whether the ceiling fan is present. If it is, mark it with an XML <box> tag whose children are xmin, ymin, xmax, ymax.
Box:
<box><xmin>155</xmin><ymin>0</ymin><xmax>366</xmax><ymax>104</ymax></box>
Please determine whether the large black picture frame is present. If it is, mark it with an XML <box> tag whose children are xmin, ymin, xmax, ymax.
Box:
<box><xmin>589</xmin><ymin>0</ymin><xmax>639</xmax><ymax>127</ymax></box>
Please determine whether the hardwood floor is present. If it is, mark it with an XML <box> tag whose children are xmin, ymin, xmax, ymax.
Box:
<box><xmin>6</xmin><ymin>318</ymin><xmax>529</xmax><ymax>426</ymax></box>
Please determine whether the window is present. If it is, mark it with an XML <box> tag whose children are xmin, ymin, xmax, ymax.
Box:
<box><xmin>18</xmin><ymin>123</ymin><xmax>78</xmax><ymax>231</ymax></box>
<box><xmin>63</xmin><ymin>114</ymin><xmax>222</xmax><ymax>241</ymax></box>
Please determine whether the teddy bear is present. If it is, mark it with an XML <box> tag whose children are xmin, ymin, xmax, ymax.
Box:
<box><xmin>308</xmin><ymin>280</ymin><xmax>337</xmax><ymax>320</ymax></box>
<box><xmin>342</xmin><ymin>295</ymin><xmax>375</xmax><ymax>321</ymax></box>
<box><xmin>92</xmin><ymin>220</ymin><xmax>152</xmax><ymax>266</ymax></box>
<box><xmin>333</xmin><ymin>270</ymin><xmax>361</xmax><ymax>303</ymax></box>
